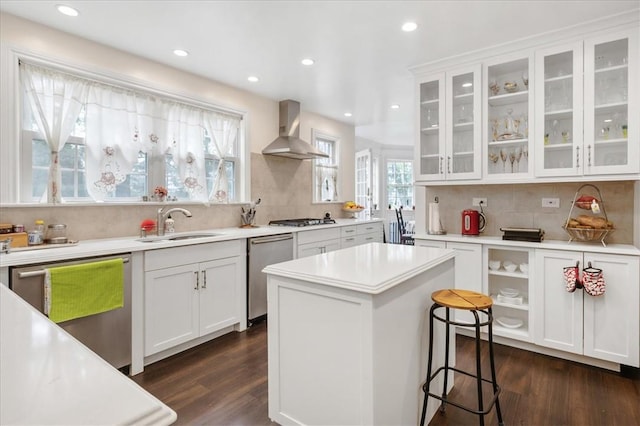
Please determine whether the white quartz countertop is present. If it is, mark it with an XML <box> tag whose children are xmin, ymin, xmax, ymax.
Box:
<box><xmin>263</xmin><ymin>242</ymin><xmax>455</xmax><ymax>294</ymax></box>
<box><xmin>414</xmin><ymin>233</ymin><xmax>640</xmax><ymax>256</ymax></box>
<box><xmin>0</xmin><ymin>284</ymin><xmax>177</xmax><ymax>425</ymax></box>
<box><xmin>0</xmin><ymin>218</ymin><xmax>383</xmax><ymax>268</ymax></box>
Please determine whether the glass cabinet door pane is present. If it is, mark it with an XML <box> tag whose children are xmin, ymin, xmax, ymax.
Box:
<box><xmin>451</xmin><ymin>72</ymin><xmax>474</xmax><ymax>175</ymax></box>
<box><xmin>486</xmin><ymin>58</ymin><xmax>530</xmax><ymax>176</ymax></box>
<box><xmin>591</xmin><ymin>38</ymin><xmax>628</xmax><ymax>168</ymax></box>
<box><xmin>419</xmin><ymin>79</ymin><xmax>442</xmax><ymax>177</ymax></box>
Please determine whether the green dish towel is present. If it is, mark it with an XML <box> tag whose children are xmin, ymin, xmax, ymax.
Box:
<box><xmin>45</xmin><ymin>258</ymin><xmax>124</xmax><ymax>323</ymax></box>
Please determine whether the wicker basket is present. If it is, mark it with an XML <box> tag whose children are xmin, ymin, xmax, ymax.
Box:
<box><xmin>563</xmin><ymin>184</ymin><xmax>613</xmax><ymax>247</ymax></box>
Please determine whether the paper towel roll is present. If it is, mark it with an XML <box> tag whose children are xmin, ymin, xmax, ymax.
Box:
<box><xmin>428</xmin><ymin>202</ymin><xmax>442</xmax><ymax>234</ymax></box>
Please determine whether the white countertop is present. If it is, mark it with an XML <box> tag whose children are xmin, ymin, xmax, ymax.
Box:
<box><xmin>414</xmin><ymin>233</ymin><xmax>640</xmax><ymax>256</ymax></box>
<box><xmin>263</xmin><ymin>242</ymin><xmax>455</xmax><ymax>294</ymax></box>
<box><xmin>0</xmin><ymin>284</ymin><xmax>176</xmax><ymax>425</ymax></box>
<box><xmin>0</xmin><ymin>218</ymin><xmax>383</xmax><ymax>268</ymax></box>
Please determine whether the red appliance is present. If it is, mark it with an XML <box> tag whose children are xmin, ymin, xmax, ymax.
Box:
<box><xmin>461</xmin><ymin>209</ymin><xmax>486</xmax><ymax>235</ymax></box>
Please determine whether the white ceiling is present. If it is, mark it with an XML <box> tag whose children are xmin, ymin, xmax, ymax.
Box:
<box><xmin>1</xmin><ymin>1</ymin><xmax>638</xmax><ymax>146</ymax></box>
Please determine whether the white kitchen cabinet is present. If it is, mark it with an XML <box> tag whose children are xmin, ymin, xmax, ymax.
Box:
<box><xmin>534</xmin><ymin>249</ymin><xmax>639</xmax><ymax>367</ymax></box>
<box><xmin>297</xmin><ymin>227</ymin><xmax>341</xmax><ymax>258</ymax></box>
<box><xmin>415</xmin><ymin>65</ymin><xmax>482</xmax><ymax>182</ymax></box>
<box><xmin>535</xmin><ymin>29</ymin><xmax>639</xmax><ymax>177</ymax></box>
<box><xmin>415</xmin><ymin>238</ymin><xmax>482</xmax><ymax>324</ymax></box>
<box><xmin>144</xmin><ymin>241</ymin><xmax>245</xmax><ymax>357</ymax></box>
<box><xmin>484</xmin><ymin>53</ymin><xmax>534</xmax><ymax>180</ymax></box>
<box><xmin>484</xmin><ymin>246</ymin><xmax>534</xmax><ymax>342</ymax></box>
<box><xmin>354</xmin><ymin>222</ymin><xmax>383</xmax><ymax>245</ymax></box>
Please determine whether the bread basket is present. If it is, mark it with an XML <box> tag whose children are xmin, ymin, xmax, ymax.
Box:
<box><xmin>562</xmin><ymin>184</ymin><xmax>613</xmax><ymax>247</ymax></box>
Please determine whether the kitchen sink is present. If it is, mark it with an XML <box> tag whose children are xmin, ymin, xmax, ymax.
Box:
<box><xmin>136</xmin><ymin>232</ymin><xmax>221</xmax><ymax>243</ymax></box>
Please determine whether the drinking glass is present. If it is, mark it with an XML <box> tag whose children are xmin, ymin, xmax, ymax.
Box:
<box><xmin>509</xmin><ymin>151</ymin><xmax>516</xmax><ymax>173</ymax></box>
<box><xmin>515</xmin><ymin>147</ymin><xmax>523</xmax><ymax>172</ymax></box>
<box><xmin>500</xmin><ymin>149</ymin><xmax>508</xmax><ymax>173</ymax></box>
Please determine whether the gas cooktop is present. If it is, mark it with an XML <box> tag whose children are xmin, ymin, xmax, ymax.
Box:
<box><xmin>269</xmin><ymin>217</ymin><xmax>336</xmax><ymax>227</ymax></box>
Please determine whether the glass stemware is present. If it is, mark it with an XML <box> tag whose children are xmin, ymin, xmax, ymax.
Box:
<box><xmin>509</xmin><ymin>151</ymin><xmax>516</xmax><ymax>173</ymax></box>
<box><xmin>515</xmin><ymin>147</ymin><xmax>523</xmax><ymax>172</ymax></box>
<box><xmin>500</xmin><ymin>149</ymin><xmax>508</xmax><ymax>173</ymax></box>
<box><xmin>522</xmin><ymin>71</ymin><xmax>529</xmax><ymax>90</ymax></box>
<box><xmin>488</xmin><ymin>150</ymin><xmax>500</xmax><ymax>173</ymax></box>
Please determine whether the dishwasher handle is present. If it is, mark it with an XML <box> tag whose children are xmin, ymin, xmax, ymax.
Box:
<box><xmin>250</xmin><ymin>234</ymin><xmax>293</xmax><ymax>245</ymax></box>
<box><xmin>16</xmin><ymin>257</ymin><xmax>130</xmax><ymax>278</ymax></box>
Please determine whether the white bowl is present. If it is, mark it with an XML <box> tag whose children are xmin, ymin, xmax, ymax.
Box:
<box><xmin>503</xmin><ymin>262</ymin><xmax>518</xmax><ymax>273</ymax></box>
<box><xmin>489</xmin><ymin>260</ymin><xmax>501</xmax><ymax>270</ymax></box>
<box><xmin>499</xmin><ymin>287</ymin><xmax>519</xmax><ymax>297</ymax></box>
<box><xmin>519</xmin><ymin>263</ymin><xmax>529</xmax><ymax>273</ymax></box>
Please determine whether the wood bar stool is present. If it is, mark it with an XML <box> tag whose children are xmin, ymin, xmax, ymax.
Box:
<box><xmin>419</xmin><ymin>289</ymin><xmax>504</xmax><ymax>426</ymax></box>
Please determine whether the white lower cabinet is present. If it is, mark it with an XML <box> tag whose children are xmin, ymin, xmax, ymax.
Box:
<box><xmin>144</xmin><ymin>241</ymin><xmax>245</xmax><ymax>357</ymax></box>
<box><xmin>298</xmin><ymin>221</ymin><xmax>384</xmax><ymax>257</ymax></box>
<box><xmin>534</xmin><ymin>249</ymin><xmax>639</xmax><ymax>367</ymax></box>
<box><xmin>416</xmin><ymin>239</ymin><xmax>482</xmax><ymax>324</ymax></box>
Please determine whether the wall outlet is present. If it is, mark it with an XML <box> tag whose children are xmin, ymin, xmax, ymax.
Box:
<box><xmin>472</xmin><ymin>198</ymin><xmax>487</xmax><ymax>207</ymax></box>
<box><xmin>542</xmin><ymin>198</ymin><xmax>560</xmax><ymax>208</ymax></box>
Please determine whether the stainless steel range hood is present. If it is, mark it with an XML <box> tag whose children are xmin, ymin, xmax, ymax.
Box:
<box><xmin>262</xmin><ymin>100</ymin><xmax>329</xmax><ymax>160</ymax></box>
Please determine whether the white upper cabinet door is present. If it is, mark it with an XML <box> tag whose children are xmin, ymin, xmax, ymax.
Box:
<box><xmin>534</xmin><ymin>41</ymin><xmax>584</xmax><ymax>177</ymax></box>
<box><xmin>416</xmin><ymin>73</ymin><xmax>446</xmax><ymax>181</ymax></box>
<box><xmin>483</xmin><ymin>53</ymin><xmax>534</xmax><ymax>180</ymax></box>
<box><xmin>445</xmin><ymin>64</ymin><xmax>482</xmax><ymax>180</ymax></box>
<box><xmin>582</xmin><ymin>253</ymin><xmax>639</xmax><ymax>367</ymax></box>
<box><xmin>584</xmin><ymin>29</ymin><xmax>639</xmax><ymax>176</ymax></box>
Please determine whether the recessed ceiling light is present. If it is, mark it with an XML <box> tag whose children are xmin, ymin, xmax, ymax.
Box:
<box><xmin>56</xmin><ymin>4</ymin><xmax>79</xmax><ymax>17</ymax></box>
<box><xmin>173</xmin><ymin>49</ymin><xmax>189</xmax><ymax>57</ymax></box>
<box><xmin>247</xmin><ymin>76</ymin><xmax>259</xmax><ymax>83</ymax></box>
<box><xmin>462</xmin><ymin>82</ymin><xmax>473</xmax><ymax>88</ymax></box>
<box><xmin>402</xmin><ymin>22</ymin><xmax>417</xmax><ymax>32</ymax></box>
<box><xmin>301</xmin><ymin>58</ymin><xmax>315</xmax><ymax>66</ymax></box>
<box><xmin>344</xmin><ymin>112</ymin><xmax>352</xmax><ymax>117</ymax></box>
<box><xmin>391</xmin><ymin>104</ymin><xmax>400</xmax><ymax>109</ymax></box>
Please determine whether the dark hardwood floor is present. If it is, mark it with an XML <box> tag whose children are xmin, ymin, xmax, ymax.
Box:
<box><xmin>132</xmin><ymin>322</ymin><xmax>640</xmax><ymax>425</ymax></box>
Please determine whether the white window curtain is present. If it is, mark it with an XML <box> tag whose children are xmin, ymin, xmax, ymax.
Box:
<box><xmin>165</xmin><ymin>101</ymin><xmax>208</xmax><ymax>201</ymax></box>
<box><xmin>84</xmin><ymin>85</ymin><xmax>156</xmax><ymax>200</ymax></box>
<box><xmin>317</xmin><ymin>166</ymin><xmax>338</xmax><ymax>202</ymax></box>
<box><xmin>203</xmin><ymin>112</ymin><xmax>240</xmax><ymax>203</ymax></box>
<box><xmin>21</xmin><ymin>63</ymin><xmax>89</xmax><ymax>203</ymax></box>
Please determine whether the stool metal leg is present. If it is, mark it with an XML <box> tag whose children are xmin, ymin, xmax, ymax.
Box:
<box><xmin>472</xmin><ymin>310</ymin><xmax>485</xmax><ymax>426</ymax></box>
<box><xmin>487</xmin><ymin>307</ymin><xmax>504</xmax><ymax>426</ymax></box>
<box><xmin>440</xmin><ymin>307</ymin><xmax>450</xmax><ymax>413</ymax></box>
<box><xmin>420</xmin><ymin>303</ymin><xmax>438</xmax><ymax>426</ymax></box>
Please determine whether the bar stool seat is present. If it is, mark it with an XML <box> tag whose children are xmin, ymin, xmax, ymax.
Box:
<box><xmin>420</xmin><ymin>289</ymin><xmax>504</xmax><ymax>426</ymax></box>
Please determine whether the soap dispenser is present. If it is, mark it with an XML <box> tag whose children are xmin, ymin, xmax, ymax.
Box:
<box><xmin>164</xmin><ymin>215</ymin><xmax>175</xmax><ymax>233</ymax></box>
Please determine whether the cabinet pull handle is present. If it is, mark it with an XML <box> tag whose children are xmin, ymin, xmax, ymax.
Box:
<box><xmin>576</xmin><ymin>146</ymin><xmax>580</xmax><ymax>168</ymax></box>
<box><xmin>439</xmin><ymin>156</ymin><xmax>443</xmax><ymax>174</ymax></box>
<box><xmin>194</xmin><ymin>271</ymin><xmax>199</xmax><ymax>290</ymax></box>
<box><xmin>202</xmin><ymin>270</ymin><xmax>207</xmax><ymax>289</ymax></box>
<box><xmin>587</xmin><ymin>145</ymin><xmax>591</xmax><ymax>167</ymax></box>
<box><xmin>447</xmin><ymin>156</ymin><xmax>451</xmax><ymax>173</ymax></box>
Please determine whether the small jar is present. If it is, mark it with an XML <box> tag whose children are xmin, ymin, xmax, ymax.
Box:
<box><xmin>45</xmin><ymin>224</ymin><xmax>68</xmax><ymax>244</ymax></box>
<box><xmin>13</xmin><ymin>224</ymin><xmax>25</xmax><ymax>233</ymax></box>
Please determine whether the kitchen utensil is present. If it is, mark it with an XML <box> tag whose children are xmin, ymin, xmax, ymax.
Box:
<box><xmin>496</xmin><ymin>316</ymin><xmax>523</xmax><ymax>329</ymax></box>
<box><xmin>489</xmin><ymin>260</ymin><xmax>501</xmax><ymax>270</ymax></box>
<box><xmin>461</xmin><ymin>209</ymin><xmax>486</xmax><ymax>235</ymax></box>
<box><xmin>499</xmin><ymin>288</ymin><xmax>519</xmax><ymax>298</ymax></box>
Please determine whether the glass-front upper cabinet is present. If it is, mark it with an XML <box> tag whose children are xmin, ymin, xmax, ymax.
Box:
<box><xmin>416</xmin><ymin>73</ymin><xmax>445</xmax><ymax>181</ymax></box>
<box><xmin>534</xmin><ymin>41</ymin><xmax>583</xmax><ymax>177</ymax></box>
<box><xmin>584</xmin><ymin>31</ymin><xmax>638</xmax><ymax>175</ymax></box>
<box><xmin>445</xmin><ymin>65</ymin><xmax>482</xmax><ymax>180</ymax></box>
<box><xmin>484</xmin><ymin>54</ymin><xmax>534</xmax><ymax>179</ymax></box>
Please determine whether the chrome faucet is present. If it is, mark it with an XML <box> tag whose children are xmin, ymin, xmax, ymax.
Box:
<box><xmin>157</xmin><ymin>207</ymin><xmax>192</xmax><ymax>236</ymax></box>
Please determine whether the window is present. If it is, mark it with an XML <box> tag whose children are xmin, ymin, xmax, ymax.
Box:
<box><xmin>387</xmin><ymin>160</ymin><xmax>413</xmax><ymax>209</ymax></box>
<box><xmin>312</xmin><ymin>130</ymin><xmax>339</xmax><ymax>202</ymax></box>
<box><xmin>18</xmin><ymin>61</ymin><xmax>244</xmax><ymax>204</ymax></box>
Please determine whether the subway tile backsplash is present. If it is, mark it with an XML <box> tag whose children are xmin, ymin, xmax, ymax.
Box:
<box><xmin>424</xmin><ymin>181</ymin><xmax>634</xmax><ymax>244</ymax></box>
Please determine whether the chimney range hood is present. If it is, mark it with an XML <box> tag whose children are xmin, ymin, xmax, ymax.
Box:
<box><xmin>262</xmin><ymin>100</ymin><xmax>329</xmax><ymax>160</ymax></box>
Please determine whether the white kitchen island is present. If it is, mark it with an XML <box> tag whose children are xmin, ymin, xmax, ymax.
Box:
<box><xmin>264</xmin><ymin>242</ymin><xmax>456</xmax><ymax>426</ymax></box>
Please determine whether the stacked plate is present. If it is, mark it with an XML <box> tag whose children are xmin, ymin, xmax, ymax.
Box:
<box><xmin>495</xmin><ymin>316</ymin><xmax>524</xmax><ymax>329</ymax></box>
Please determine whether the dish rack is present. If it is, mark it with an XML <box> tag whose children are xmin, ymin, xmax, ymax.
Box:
<box><xmin>562</xmin><ymin>184</ymin><xmax>614</xmax><ymax>247</ymax></box>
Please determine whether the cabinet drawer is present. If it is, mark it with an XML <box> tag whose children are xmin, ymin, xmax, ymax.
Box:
<box><xmin>341</xmin><ymin>226</ymin><xmax>357</xmax><ymax>237</ymax></box>
<box><xmin>145</xmin><ymin>240</ymin><xmax>244</xmax><ymax>271</ymax></box>
<box><xmin>297</xmin><ymin>227</ymin><xmax>341</xmax><ymax>244</ymax></box>
<box><xmin>356</xmin><ymin>222</ymin><xmax>382</xmax><ymax>235</ymax></box>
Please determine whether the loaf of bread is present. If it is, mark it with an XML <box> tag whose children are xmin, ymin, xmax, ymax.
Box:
<box><xmin>576</xmin><ymin>215</ymin><xmax>609</xmax><ymax>229</ymax></box>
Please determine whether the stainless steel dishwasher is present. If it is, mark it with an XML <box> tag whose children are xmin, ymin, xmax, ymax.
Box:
<box><xmin>9</xmin><ymin>253</ymin><xmax>132</xmax><ymax>371</ymax></box>
<box><xmin>247</xmin><ymin>234</ymin><xmax>293</xmax><ymax>325</ymax></box>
